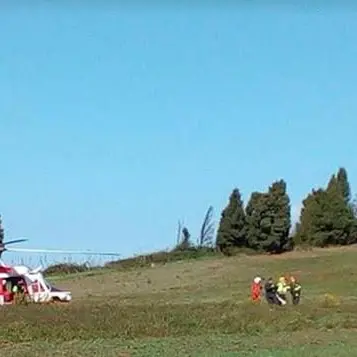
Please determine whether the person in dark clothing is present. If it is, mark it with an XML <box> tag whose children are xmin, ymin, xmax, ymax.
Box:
<box><xmin>289</xmin><ymin>276</ymin><xmax>302</xmax><ymax>305</ymax></box>
<box><xmin>264</xmin><ymin>277</ymin><xmax>278</xmax><ymax>305</ymax></box>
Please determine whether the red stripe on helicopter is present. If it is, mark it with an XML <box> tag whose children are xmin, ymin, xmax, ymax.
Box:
<box><xmin>0</xmin><ymin>266</ymin><xmax>13</xmax><ymax>273</ymax></box>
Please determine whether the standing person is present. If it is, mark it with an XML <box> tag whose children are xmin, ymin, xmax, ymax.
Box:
<box><xmin>264</xmin><ymin>277</ymin><xmax>278</xmax><ymax>305</ymax></box>
<box><xmin>12</xmin><ymin>283</ymin><xmax>23</xmax><ymax>304</ymax></box>
<box><xmin>289</xmin><ymin>276</ymin><xmax>302</xmax><ymax>305</ymax></box>
<box><xmin>251</xmin><ymin>276</ymin><xmax>262</xmax><ymax>302</ymax></box>
<box><xmin>276</xmin><ymin>276</ymin><xmax>288</xmax><ymax>305</ymax></box>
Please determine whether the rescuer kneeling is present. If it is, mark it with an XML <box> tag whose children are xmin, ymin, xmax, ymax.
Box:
<box><xmin>289</xmin><ymin>276</ymin><xmax>302</xmax><ymax>305</ymax></box>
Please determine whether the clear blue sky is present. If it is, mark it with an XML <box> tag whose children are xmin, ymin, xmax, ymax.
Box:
<box><xmin>1</xmin><ymin>4</ymin><xmax>357</xmax><ymax>262</ymax></box>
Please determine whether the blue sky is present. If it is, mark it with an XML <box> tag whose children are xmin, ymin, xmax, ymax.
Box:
<box><xmin>1</xmin><ymin>4</ymin><xmax>357</xmax><ymax>263</ymax></box>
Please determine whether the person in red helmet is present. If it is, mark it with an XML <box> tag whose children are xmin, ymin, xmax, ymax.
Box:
<box><xmin>251</xmin><ymin>276</ymin><xmax>262</xmax><ymax>302</ymax></box>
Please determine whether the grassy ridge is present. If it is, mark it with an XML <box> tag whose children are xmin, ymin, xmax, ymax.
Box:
<box><xmin>44</xmin><ymin>247</ymin><xmax>220</xmax><ymax>276</ymax></box>
<box><xmin>5</xmin><ymin>246</ymin><xmax>357</xmax><ymax>356</ymax></box>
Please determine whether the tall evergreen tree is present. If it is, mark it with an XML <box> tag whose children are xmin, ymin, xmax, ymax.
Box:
<box><xmin>294</xmin><ymin>188</ymin><xmax>329</xmax><ymax>246</ymax></box>
<box><xmin>295</xmin><ymin>172</ymin><xmax>357</xmax><ymax>247</ymax></box>
<box><xmin>327</xmin><ymin>174</ymin><xmax>337</xmax><ymax>191</ymax></box>
<box><xmin>268</xmin><ymin>180</ymin><xmax>292</xmax><ymax>252</ymax></box>
<box><xmin>336</xmin><ymin>167</ymin><xmax>351</xmax><ymax>204</ymax></box>
<box><xmin>216</xmin><ymin>188</ymin><xmax>246</xmax><ymax>252</ymax></box>
<box><xmin>351</xmin><ymin>195</ymin><xmax>357</xmax><ymax>218</ymax></box>
<box><xmin>326</xmin><ymin>176</ymin><xmax>357</xmax><ymax>245</ymax></box>
<box><xmin>245</xmin><ymin>191</ymin><xmax>269</xmax><ymax>251</ymax></box>
<box><xmin>245</xmin><ymin>180</ymin><xmax>291</xmax><ymax>253</ymax></box>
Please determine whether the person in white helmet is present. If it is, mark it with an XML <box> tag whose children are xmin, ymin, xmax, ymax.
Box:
<box><xmin>251</xmin><ymin>276</ymin><xmax>263</xmax><ymax>302</ymax></box>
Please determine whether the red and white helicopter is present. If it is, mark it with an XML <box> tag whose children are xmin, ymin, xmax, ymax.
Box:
<box><xmin>0</xmin><ymin>238</ymin><xmax>120</xmax><ymax>305</ymax></box>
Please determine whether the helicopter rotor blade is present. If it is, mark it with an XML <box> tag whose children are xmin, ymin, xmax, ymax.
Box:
<box><xmin>6</xmin><ymin>247</ymin><xmax>121</xmax><ymax>257</ymax></box>
<box><xmin>3</xmin><ymin>238</ymin><xmax>28</xmax><ymax>246</ymax></box>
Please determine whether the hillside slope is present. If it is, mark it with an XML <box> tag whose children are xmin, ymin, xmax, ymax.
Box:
<box><xmin>55</xmin><ymin>245</ymin><xmax>357</xmax><ymax>304</ymax></box>
<box><xmin>5</xmin><ymin>246</ymin><xmax>357</xmax><ymax>357</ymax></box>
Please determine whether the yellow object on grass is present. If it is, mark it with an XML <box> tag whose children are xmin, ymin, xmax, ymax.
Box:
<box><xmin>322</xmin><ymin>293</ymin><xmax>340</xmax><ymax>307</ymax></box>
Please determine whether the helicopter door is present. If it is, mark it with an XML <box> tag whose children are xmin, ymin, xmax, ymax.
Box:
<box><xmin>3</xmin><ymin>276</ymin><xmax>25</xmax><ymax>302</ymax></box>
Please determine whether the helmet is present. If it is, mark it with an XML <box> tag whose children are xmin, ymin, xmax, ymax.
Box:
<box><xmin>253</xmin><ymin>276</ymin><xmax>262</xmax><ymax>284</ymax></box>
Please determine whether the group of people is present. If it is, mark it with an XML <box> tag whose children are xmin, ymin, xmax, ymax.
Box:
<box><xmin>251</xmin><ymin>275</ymin><xmax>302</xmax><ymax>306</ymax></box>
<box><xmin>0</xmin><ymin>279</ymin><xmax>27</xmax><ymax>305</ymax></box>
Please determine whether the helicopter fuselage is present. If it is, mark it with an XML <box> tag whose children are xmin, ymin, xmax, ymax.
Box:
<box><xmin>0</xmin><ymin>265</ymin><xmax>72</xmax><ymax>304</ymax></box>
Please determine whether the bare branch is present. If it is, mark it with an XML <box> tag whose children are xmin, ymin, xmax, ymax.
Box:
<box><xmin>199</xmin><ymin>206</ymin><xmax>215</xmax><ymax>247</ymax></box>
<box><xmin>176</xmin><ymin>220</ymin><xmax>183</xmax><ymax>245</ymax></box>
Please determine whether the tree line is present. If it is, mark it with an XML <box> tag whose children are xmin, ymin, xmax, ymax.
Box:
<box><xmin>176</xmin><ymin>167</ymin><xmax>357</xmax><ymax>256</ymax></box>
<box><xmin>27</xmin><ymin>166</ymin><xmax>357</xmax><ymax>273</ymax></box>
<box><xmin>1</xmin><ymin>167</ymin><xmax>355</xmax><ymax>270</ymax></box>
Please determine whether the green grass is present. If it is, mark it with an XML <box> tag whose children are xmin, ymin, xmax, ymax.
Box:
<box><xmin>5</xmin><ymin>245</ymin><xmax>357</xmax><ymax>356</ymax></box>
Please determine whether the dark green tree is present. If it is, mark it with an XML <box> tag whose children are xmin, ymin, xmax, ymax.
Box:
<box><xmin>351</xmin><ymin>195</ymin><xmax>357</xmax><ymax>218</ymax></box>
<box><xmin>216</xmin><ymin>188</ymin><xmax>246</xmax><ymax>252</ymax></box>
<box><xmin>268</xmin><ymin>180</ymin><xmax>292</xmax><ymax>252</ymax></box>
<box><xmin>327</xmin><ymin>174</ymin><xmax>337</xmax><ymax>191</ymax></box>
<box><xmin>245</xmin><ymin>191</ymin><xmax>269</xmax><ymax>251</ymax></box>
<box><xmin>245</xmin><ymin>180</ymin><xmax>291</xmax><ymax>253</ymax></box>
<box><xmin>294</xmin><ymin>188</ymin><xmax>328</xmax><ymax>246</ymax></box>
<box><xmin>295</xmin><ymin>173</ymin><xmax>357</xmax><ymax>247</ymax></box>
<box><xmin>326</xmin><ymin>176</ymin><xmax>357</xmax><ymax>245</ymax></box>
<box><xmin>336</xmin><ymin>167</ymin><xmax>351</xmax><ymax>204</ymax></box>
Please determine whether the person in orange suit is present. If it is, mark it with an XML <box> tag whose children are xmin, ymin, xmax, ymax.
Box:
<box><xmin>251</xmin><ymin>276</ymin><xmax>262</xmax><ymax>302</ymax></box>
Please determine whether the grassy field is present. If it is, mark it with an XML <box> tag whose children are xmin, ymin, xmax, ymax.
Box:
<box><xmin>3</xmin><ymin>246</ymin><xmax>357</xmax><ymax>356</ymax></box>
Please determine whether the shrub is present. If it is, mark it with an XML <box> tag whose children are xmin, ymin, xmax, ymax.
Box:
<box><xmin>105</xmin><ymin>247</ymin><xmax>218</xmax><ymax>270</ymax></box>
<box><xmin>44</xmin><ymin>263</ymin><xmax>91</xmax><ymax>275</ymax></box>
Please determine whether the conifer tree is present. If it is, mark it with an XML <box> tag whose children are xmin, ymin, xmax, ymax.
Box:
<box><xmin>293</xmin><ymin>189</ymin><xmax>322</xmax><ymax>246</ymax></box>
<box><xmin>336</xmin><ymin>167</ymin><xmax>351</xmax><ymax>204</ymax></box>
<box><xmin>246</xmin><ymin>180</ymin><xmax>291</xmax><ymax>253</ymax></box>
<box><xmin>245</xmin><ymin>191</ymin><xmax>269</xmax><ymax>251</ymax></box>
<box><xmin>268</xmin><ymin>180</ymin><xmax>291</xmax><ymax>252</ymax></box>
<box><xmin>295</xmin><ymin>169</ymin><xmax>357</xmax><ymax>247</ymax></box>
<box><xmin>216</xmin><ymin>188</ymin><xmax>246</xmax><ymax>252</ymax></box>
